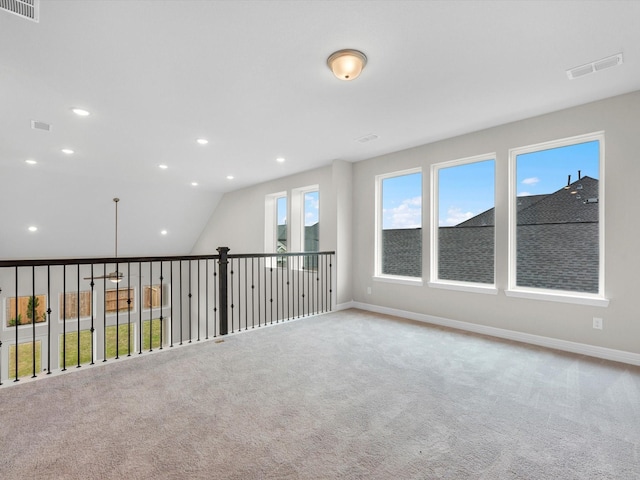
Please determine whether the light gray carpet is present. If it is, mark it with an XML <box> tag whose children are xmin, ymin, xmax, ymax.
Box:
<box><xmin>1</xmin><ymin>309</ymin><xmax>639</xmax><ymax>479</ymax></box>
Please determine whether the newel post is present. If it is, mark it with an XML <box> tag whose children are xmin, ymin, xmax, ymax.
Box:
<box><xmin>217</xmin><ymin>247</ymin><xmax>230</xmax><ymax>335</ymax></box>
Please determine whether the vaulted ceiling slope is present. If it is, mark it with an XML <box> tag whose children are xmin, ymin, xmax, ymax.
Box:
<box><xmin>1</xmin><ymin>1</ymin><xmax>639</xmax><ymax>259</ymax></box>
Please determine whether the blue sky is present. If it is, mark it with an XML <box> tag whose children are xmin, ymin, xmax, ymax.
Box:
<box><xmin>383</xmin><ymin>140</ymin><xmax>599</xmax><ymax>229</ymax></box>
<box><xmin>277</xmin><ymin>196</ymin><xmax>287</xmax><ymax>225</ymax></box>
<box><xmin>304</xmin><ymin>191</ymin><xmax>319</xmax><ymax>226</ymax></box>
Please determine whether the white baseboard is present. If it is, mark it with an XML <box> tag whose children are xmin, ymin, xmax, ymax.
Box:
<box><xmin>351</xmin><ymin>302</ymin><xmax>640</xmax><ymax>367</ymax></box>
<box><xmin>334</xmin><ymin>301</ymin><xmax>357</xmax><ymax>311</ymax></box>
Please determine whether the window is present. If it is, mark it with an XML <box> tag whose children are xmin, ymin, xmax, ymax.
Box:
<box><xmin>105</xmin><ymin>323</ymin><xmax>134</xmax><ymax>358</ymax></box>
<box><xmin>105</xmin><ymin>288</ymin><xmax>134</xmax><ymax>314</ymax></box>
<box><xmin>60</xmin><ymin>330</ymin><xmax>93</xmax><ymax>367</ymax></box>
<box><xmin>376</xmin><ymin>169</ymin><xmax>422</xmax><ymax>279</ymax></box>
<box><xmin>142</xmin><ymin>318</ymin><xmax>163</xmax><ymax>350</ymax></box>
<box><xmin>143</xmin><ymin>285</ymin><xmax>169</xmax><ymax>309</ymax></box>
<box><xmin>509</xmin><ymin>132</ymin><xmax>604</xmax><ymax>302</ymax></box>
<box><xmin>277</xmin><ymin>196</ymin><xmax>287</xmax><ymax>253</ymax></box>
<box><xmin>5</xmin><ymin>294</ymin><xmax>47</xmax><ymax>327</ymax></box>
<box><xmin>431</xmin><ymin>155</ymin><xmax>495</xmax><ymax>287</ymax></box>
<box><xmin>265</xmin><ymin>192</ymin><xmax>287</xmax><ymax>251</ymax></box>
<box><xmin>303</xmin><ymin>190</ymin><xmax>319</xmax><ymax>252</ymax></box>
<box><xmin>9</xmin><ymin>341</ymin><xmax>42</xmax><ymax>379</ymax></box>
<box><xmin>59</xmin><ymin>291</ymin><xmax>92</xmax><ymax>320</ymax></box>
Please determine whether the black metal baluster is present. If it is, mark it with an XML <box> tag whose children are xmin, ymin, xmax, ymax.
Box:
<box><xmin>230</xmin><ymin>259</ymin><xmax>235</xmax><ymax>333</ymax></box>
<box><xmin>188</xmin><ymin>261</ymin><xmax>192</xmax><ymax>343</ymax></box>
<box><xmin>138</xmin><ymin>262</ymin><xmax>143</xmax><ymax>354</ymax></box>
<box><xmin>270</xmin><ymin>263</ymin><xmax>274</xmax><ymax>325</ymax></box>
<box><xmin>170</xmin><ymin>261</ymin><xmax>174</xmax><ymax>347</ymax></box>
<box><xmin>62</xmin><ymin>266</ymin><xmax>67</xmax><ymax>371</ymax></box>
<box><xmin>244</xmin><ymin>258</ymin><xmax>248</xmax><ymax>330</ymax></box>
<box><xmin>329</xmin><ymin>255</ymin><xmax>333</xmax><ymax>311</ymax></box>
<box><xmin>197</xmin><ymin>260</ymin><xmax>201</xmax><ymax>341</ymax></box>
<box><xmin>205</xmin><ymin>260</ymin><xmax>209</xmax><ymax>339</ymax></box>
<box><xmin>286</xmin><ymin>255</ymin><xmax>291</xmax><ymax>321</ymax></box>
<box><xmin>76</xmin><ymin>264</ymin><xmax>81</xmax><ymax>368</ymax></box>
<box><xmin>149</xmin><ymin>262</ymin><xmax>154</xmax><ymax>351</ymax></box>
<box><xmin>297</xmin><ymin>256</ymin><xmax>301</xmax><ymax>319</ymax></box>
<box><xmin>179</xmin><ymin>261</ymin><xmax>183</xmax><ymax>345</ymax></box>
<box><xmin>31</xmin><ymin>266</ymin><xmax>37</xmax><ymax>377</ymax></box>
<box><xmin>115</xmin><ymin>262</ymin><xmax>120</xmax><ymax>359</ymax></box>
<box><xmin>127</xmin><ymin>262</ymin><xmax>131</xmax><ymax>356</ymax></box>
<box><xmin>251</xmin><ymin>257</ymin><xmax>255</xmax><ymax>329</ymax></box>
<box><xmin>47</xmin><ymin>265</ymin><xmax>52</xmax><ymax>373</ymax></box>
<box><xmin>13</xmin><ymin>267</ymin><xmax>18</xmax><ymax>382</ymax></box>
<box><xmin>90</xmin><ymin>265</ymin><xmax>95</xmax><ymax>365</ymax></box>
<box><xmin>258</xmin><ymin>257</ymin><xmax>262</xmax><ymax>327</ymax></box>
<box><xmin>213</xmin><ymin>260</ymin><xmax>217</xmax><ymax>337</ymax></box>
<box><xmin>103</xmin><ymin>263</ymin><xmax>107</xmax><ymax>362</ymax></box>
<box><xmin>159</xmin><ymin>261</ymin><xmax>164</xmax><ymax>350</ymax></box>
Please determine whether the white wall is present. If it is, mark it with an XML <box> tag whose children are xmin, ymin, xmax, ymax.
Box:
<box><xmin>191</xmin><ymin>162</ymin><xmax>354</xmax><ymax>305</ymax></box>
<box><xmin>192</xmin><ymin>90</ymin><xmax>640</xmax><ymax>356</ymax></box>
<box><xmin>352</xmin><ymin>90</ymin><xmax>640</xmax><ymax>355</ymax></box>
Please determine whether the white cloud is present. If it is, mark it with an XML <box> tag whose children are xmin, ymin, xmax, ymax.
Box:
<box><xmin>521</xmin><ymin>177</ymin><xmax>540</xmax><ymax>185</ymax></box>
<box><xmin>383</xmin><ymin>196</ymin><xmax>422</xmax><ymax>229</ymax></box>
<box><xmin>518</xmin><ymin>191</ymin><xmax>532</xmax><ymax>197</ymax></box>
<box><xmin>441</xmin><ymin>207</ymin><xmax>474</xmax><ymax>226</ymax></box>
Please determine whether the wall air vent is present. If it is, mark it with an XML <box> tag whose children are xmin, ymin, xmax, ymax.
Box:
<box><xmin>0</xmin><ymin>0</ymin><xmax>39</xmax><ymax>22</ymax></box>
<box><xmin>31</xmin><ymin>120</ymin><xmax>51</xmax><ymax>132</ymax></box>
<box><xmin>566</xmin><ymin>53</ymin><xmax>623</xmax><ymax>80</ymax></box>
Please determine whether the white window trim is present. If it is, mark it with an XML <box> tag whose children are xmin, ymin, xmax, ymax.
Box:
<box><xmin>264</xmin><ymin>191</ymin><xmax>287</xmax><ymax>254</ymax></box>
<box><xmin>374</xmin><ymin>167</ymin><xmax>422</xmax><ymax>280</ymax></box>
<box><xmin>430</xmin><ymin>153</ymin><xmax>497</xmax><ymax>289</ymax></box>
<box><xmin>507</xmin><ymin>131</ymin><xmax>607</xmax><ymax>305</ymax></box>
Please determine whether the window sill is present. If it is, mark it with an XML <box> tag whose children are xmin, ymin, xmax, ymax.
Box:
<box><xmin>373</xmin><ymin>275</ymin><xmax>423</xmax><ymax>287</ymax></box>
<box><xmin>505</xmin><ymin>288</ymin><xmax>609</xmax><ymax>307</ymax></box>
<box><xmin>428</xmin><ymin>281</ymin><xmax>498</xmax><ymax>295</ymax></box>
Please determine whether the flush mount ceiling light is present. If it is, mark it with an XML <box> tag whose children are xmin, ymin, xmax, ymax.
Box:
<box><xmin>25</xmin><ymin>159</ymin><xmax>37</xmax><ymax>165</ymax></box>
<box><xmin>191</xmin><ymin>181</ymin><xmax>198</xmax><ymax>186</ymax></box>
<box><xmin>61</xmin><ymin>148</ymin><xmax>74</xmax><ymax>155</ymax></box>
<box><xmin>226</xmin><ymin>175</ymin><xmax>234</xmax><ymax>180</ymax></box>
<box><xmin>28</xmin><ymin>226</ymin><xmax>38</xmax><ymax>232</ymax></box>
<box><xmin>276</xmin><ymin>157</ymin><xmax>285</xmax><ymax>163</ymax></box>
<box><xmin>71</xmin><ymin>107</ymin><xmax>90</xmax><ymax>116</ymax></box>
<box><xmin>196</xmin><ymin>138</ymin><xmax>208</xmax><ymax>145</ymax></box>
<box><xmin>159</xmin><ymin>164</ymin><xmax>168</xmax><ymax>170</ymax></box>
<box><xmin>327</xmin><ymin>49</ymin><xmax>367</xmax><ymax>81</ymax></box>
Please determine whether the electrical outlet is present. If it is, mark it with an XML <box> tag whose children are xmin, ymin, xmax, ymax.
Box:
<box><xmin>367</xmin><ymin>287</ymin><xmax>372</xmax><ymax>295</ymax></box>
<box><xmin>593</xmin><ymin>317</ymin><xmax>603</xmax><ymax>330</ymax></box>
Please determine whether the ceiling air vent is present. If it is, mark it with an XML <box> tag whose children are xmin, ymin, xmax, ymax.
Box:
<box><xmin>356</xmin><ymin>134</ymin><xmax>378</xmax><ymax>144</ymax></box>
<box><xmin>31</xmin><ymin>120</ymin><xmax>51</xmax><ymax>132</ymax></box>
<box><xmin>0</xmin><ymin>0</ymin><xmax>39</xmax><ymax>22</ymax></box>
<box><xmin>566</xmin><ymin>53</ymin><xmax>623</xmax><ymax>80</ymax></box>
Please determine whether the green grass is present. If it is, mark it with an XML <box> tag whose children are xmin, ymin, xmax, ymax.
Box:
<box><xmin>9</xmin><ymin>341</ymin><xmax>42</xmax><ymax>379</ymax></box>
<box><xmin>57</xmin><ymin>319</ymin><xmax>163</xmax><ymax>367</ymax></box>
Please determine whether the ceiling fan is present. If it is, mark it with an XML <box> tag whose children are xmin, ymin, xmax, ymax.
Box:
<box><xmin>85</xmin><ymin>198</ymin><xmax>124</xmax><ymax>283</ymax></box>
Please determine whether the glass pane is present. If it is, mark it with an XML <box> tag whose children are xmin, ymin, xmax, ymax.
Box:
<box><xmin>105</xmin><ymin>323</ymin><xmax>134</xmax><ymax>358</ymax></box>
<box><xmin>303</xmin><ymin>191</ymin><xmax>319</xmax><ymax>252</ymax></box>
<box><xmin>381</xmin><ymin>172</ymin><xmax>422</xmax><ymax>277</ymax></box>
<box><xmin>142</xmin><ymin>318</ymin><xmax>163</xmax><ymax>350</ymax></box>
<box><xmin>9</xmin><ymin>341</ymin><xmax>42</xmax><ymax>379</ymax></box>
<box><xmin>277</xmin><ymin>196</ymin><xmax>287</xmax><ymax>253</ymax></box>
<box><xmin>60</xmin><ymin>330</ymin><xmax>93</xmax><ymax>366</ymax></box>
<box><xmin>438</xmin><ymin>160</ymin><xmax>495</xmax><ymax>284</ymax></box>
<box><xmin>6</xmin><ymin>295</ymin><xmax>47</xmax><ymax>327</ymax></box>
<box><xmin>515</xmin><ymin>140</ymin><xmax>599</xmax><ymax>293</ymax></box>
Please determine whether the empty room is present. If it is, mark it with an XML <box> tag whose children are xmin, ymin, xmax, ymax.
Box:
<box><xmin>1</xmin><ymin>1</ymin><xmax>639</xmax><ymax>479</ymax></box>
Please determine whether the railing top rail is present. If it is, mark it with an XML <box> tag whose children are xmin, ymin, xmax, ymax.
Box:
<box><xmin>0</xmin><ymin>251</ymin><xmax>336</xmax><ymax>268</ymax></box>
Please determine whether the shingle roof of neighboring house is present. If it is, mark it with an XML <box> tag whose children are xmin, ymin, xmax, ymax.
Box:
<box><xmin>454</xmin><ymin>177</ymin><xmax>598</xmax><ymax>227</ymax></box>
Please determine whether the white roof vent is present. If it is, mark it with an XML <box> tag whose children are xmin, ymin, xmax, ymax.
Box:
<box><xmin>567</xmin><ymin>53</ymin><xmax>623</xmax><ymax>80</ymax></box>
<box><xmin>0</xmin><ymin>0</ymin><xmax>39</xmax><ymax>22</ymax></box>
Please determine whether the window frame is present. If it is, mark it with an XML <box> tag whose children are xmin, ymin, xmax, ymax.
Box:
<box><xmin>374</xmin><ymin>167</ymin><xmax>423</xmax><ymax>284</ymax></box>
<box><xmin>429</xmin><ymin>153</ymin><xmax>498</xmax><ymax>295</ymax></box>
<box><xmin>507</xmin><ymin>131</ymin><xmax>608</xmax><ymax>307</ymax></box>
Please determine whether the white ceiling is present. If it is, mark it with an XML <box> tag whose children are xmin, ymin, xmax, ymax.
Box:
<box><xmin>2</xmin><ymin>0</ymin><xmax>639</xmax><ymax>260</ymax></box>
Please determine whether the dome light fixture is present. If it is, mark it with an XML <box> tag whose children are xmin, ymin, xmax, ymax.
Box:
<box><xmin>327</xmin><ymin>49</ymin><xmax>367</xmax><ymax>81</ymax></box>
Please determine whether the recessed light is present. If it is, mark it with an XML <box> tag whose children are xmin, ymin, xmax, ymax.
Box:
<box><xmin>71</xmin><ymin>108</ymin><xmax>90</xmax><ymax>116</ymax></box>
<box><xmin>196</xmin><ymin>138</ymin><xmax>208</xmax><ymax>145</ymax></box>
<box><xmin>61</xmin><ymin>148</ymin><xmax>74</xmax><ymax>155</ymax></box>
<box><xmin>160</xmin><ymin>230</ymin><xmax>168</xmax><ymax>235</ymax></box>
<box><xmin>276</xmin><ymin>157</ymin><xmax>285</xmax><ymax>163</ymax></box>
<box><xmin>25</xmin><ymin>159</ymin><xmax>37</xmax><ymax>165</ymax></box>
<box><xmin>226</xmin><ymin>175</ymin><xmax>234</xmax><ymax>180</ymax></box>
<box><xmin>28</xmin><ymin>226</ymin><xmax>38</xmax><ymax>232</ymax></box>
<box><xmin>159</xmin><ymin>164</ymin><xmax>168</xmax><ymax>169</ymax></box>
<box><xmin>191</xmin><ymin>182</ymin><xmax>199</xmax><ymax>186</ymax></box>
